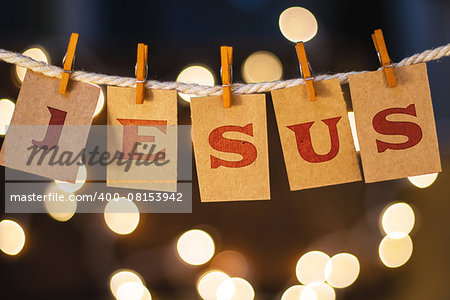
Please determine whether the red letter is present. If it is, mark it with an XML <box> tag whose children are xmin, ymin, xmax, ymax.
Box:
<box><xmin>209</xmin><ymin>124</ymin><xmax>257</xmax><ymax>169</ymax></box>
<box><xmin>372</xmin><ymin>104</ymin><xmax>423</xmax><ymax>153</ymax></box>
<box><xmin>32</xmin><ymin>107</ymin><xmax>67</xmax><ymax>149</ymax></box>
<box><xmin>287</xmin><ymin>117</ymin><xmax>341</xmax><ymax>163</ymax></box>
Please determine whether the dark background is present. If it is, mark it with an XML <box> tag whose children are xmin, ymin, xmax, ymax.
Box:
<box><xmin>1</xmin><ymin>0</ymin><xmax>449</xmax><ymax>299</ymax></box>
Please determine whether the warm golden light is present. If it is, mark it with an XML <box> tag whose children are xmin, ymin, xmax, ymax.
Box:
<box><xmin>15</xmin><ymin>47</ymin><xmax>50</xmax><ymax>83</ymax></box>
<box><xmin>279</xmin><ymin>7</ymin><xmax>318</xmax><ymax>42</ymax></box>
<box><xmin>296</xmin><ymin>251</ymin><xmax>330</xmax><ymax>285</ymax></box>
<box><xmin>347</xmin><ymin>112</ymin><xmax>360</xmax><ymax>151</ymax></box>
<box><xmin>379</xmin><ymin>235</ymin><xmax>413</xmax><ymax>268</ymax></box>
<box><xmin>176</xmin><ymin>65</ymin><xmax>215</xmax><ymax>102</ymax></box>
<box><xmin>211</xmin><ymin>250</ymin><xmax>249</xmax><ymax>277</ymax></box>
<box><xmin>55</xmin><ymin>164</ymin><xmax>87</xmax><ymax>193</ymax></box>
<box><xmin>217</xmin><ymin>277</ymin><xmax>254</xmax><ymax>300</ymax></box>
<box><xmin>281</xmin><ymin>285</ymin><xmax>317</xmax><ymax>300</ymax></box>
<box><xmin>242</xmin><ymin>51</ymin><xmax>283</xmax><ymax>83</ymax></box>
<box><xmin>0</xmin><ymin>99</ymin><xmax>15</xmax><ymax>136</ymax></box>
<box><xmin>176</xmin><ymin>229</ymin><xmax>215</xmax><ymax>265</ymax></box>
<box><xmin>197</xmin><ymin>270</ymin><xmax>230</xmax><ymax>300</ymax></box>
<box><xmin>309</xmin><ymin>282</ymin><xmax>335</xmax><ymax>300</ymax></box>
<box><xmin>0</xmin><ymin>219</ymin><xmax>25</xmax><ymax>255</ymax></box>
<box><xmin>116</xmin><ymin>282</ymin><xmax>146</xmax><ymax>300</ymax></box>
<box><xmin>408</xmin><ymin>173</ymin><xmax>438</xmax><ymax>188</ymax></box>
<box><xmin>91</xmin><ymin>84</ymin><xmax>105</xmax><ymax>118</ymax></box>
<box><xmin>325</xmin><ymin>253</ymin><xmax>360</xmax><ymax>288</ymax></box>
<box><xmin>110</xmin><ymin>269</ymin><xmax>144</xmax><ymax>298</ymax></box>
<box><xmin>104</xmin><ymin>198</ymin><xmax>140</xmax><ymax>235</ymax></box>
<box><xmin>44</xmin><ymin>184</ymin><xmax>77</xmax><ymax>222</ymax></box>
<box><xmin>381</xmin><ymin>202</ymin><xmax>415</xmax><ymax>238</ymax></box>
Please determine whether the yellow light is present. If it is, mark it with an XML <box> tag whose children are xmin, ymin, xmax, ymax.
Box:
<box><xmin>0</xmin><ymin>99</ymin><xmax>15</xmax><ymax>136</ymax></box>
<box><xmin>15</xmin><ymin>47</ymin><xmax>50</xmax><ymax>83</ymax></box>
<box><xmin>379</xmin><ymin>235</ymin><xmax>413</xmax><ymax>268</ymax></box>
<box><xmin>55</xmin><ymin>164</ymin><xmax>87</xmax><ymax>193</ymax></box>
<box><xmin>347</xmin><ymin>112</ymin><xmax>360</xmax><ymax>151</ymax></box>
<box><xmin>176</xmin><ymin>65</ymin><xmax>215</xmax><ymax>102</ymax></box>
<box><xmin>104</xmin><ymin>198</ymin><xmax>140</xmax><ymax>235</ymax></box>
<box><xmin>296</xmin><ymin>251</ymin><xmax>330</xmax><ymax>285</ymax></box>
<box><xmin>242</xmin><ymin>51</ymin><xmax>283</xmax><ymax>83</ymax></box>
<box><xmin>44</xmin><ymin>184</ymin><xmax>77</xmax><ymax>222</ymax></box>
<box><xmin>91</xmin><ymin>84</ymin><xmax>105</xmax><ymax>118</ymax></box>
<box><xmin>281</xmin><ymin>285</ymin><xmax>317</xmax><ymax>300</ymax></box>
<box><xmin>116</xmin><ymin>282</ymin><xmax>146</xmax><ymax>300</ymax></box>
<box><xmin>177</xmin><ymin>229</ymin><xmax>215</xmax><ymax>265</ymax></box>
<box><xmin>211</xmin><ymin>250</ymin><xmax>249</xmax><ymax>277</ymax></box>
<box><xmin>309</xmin><ymin>282</ymin><xmax>335</xmax><ymax>300</ymax></box>
<box><xmin>217</xmin><ymin>277</ymin><xmax>254</xmax><ymax>300</ymax></box>
<box><xmin>279</xmin><ymin>7</ymin><xmax>318</xmax><ymax>43</ymax></box>
<box><xmin>197</xmin><ymin>271</ymin><xmax>230</xmax><ymax>300</ymax></box>
<box><xmin>325</xmin><ymin>253</ymin><xmax>360</xmax><ymax>288</ymax></box>
<box><xmin>0</xmin><ymin>219</ymin><xmax>26</xmax><ymax>255</ymax></box>
<box><xmin>109</xmin><ymin>269</ymin><xmax>144</xmax><ymax>298</ymax></box>
<box><xmin>381</xmin><ymin>202</ymin><xmax>415</xmax><ymax>238</ymax></box>
<box><xmin>408</xmin><ymin>173</ymin><xmax>438</xmax><ymax>188</ymax></box>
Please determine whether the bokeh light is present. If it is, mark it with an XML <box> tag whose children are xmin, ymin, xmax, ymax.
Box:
<box><xmin>116</xmin><ymin>282</ymin><xmax>148</xmax><ymax>300</ymax></box>
<box><xmin>309</xmin><ymin>282</ymin><xmax>335</xmax><ymax>300</ymax></box>
<box><xmin>44</xmin><ymin>184</ymin><xmax>77</xmax><ymax>222</ymax></box>
<box><xmin>55</xmin><ymin>164</ymin><xmax>87</xmax><ymax>193</ymax></box>
<box><xmin>176</xmin><ymin>65</ymin><xmax>215</xmax><ymax>102</ymax></box>
<box><xmin>281</xmin><ymin>285</ymin><xmax>317</xmax><ymax>300</ymax></box>
<box><xmin>90</xmin><ymin>84</ymin><xmax>105</xmax><ymax>118</ymax></box>
<box><xmin>211</xmin><ymin>250</ymin><xmax>249</xmax><ymax>277</ymax></box>
<box><xmin>110</xmin><ymin>269</ymin><xmax>144</xmax><ymax>298</ymax></box>
<box><xmin>325</xmin><ymin>253</ymin><xmax>360</xmax><ymax>288</ymax></box>
<box><xmin>296</xmin><ymin>251</ymin><xmax>330</xmax><ymax>285</ymax></box>
<box><xmin>0</xmin><ymin>219</ymin><xmax>26</xmax><ymax>255</ymax></box>
<box><xmin>15</xmin><ymin>47</ymin><xmax>50</xmax><ymax>83</ymax></box>
<box><xmin>0</xmin><ymin>99</ymin><xmax>15</xmax><ymax>135</ymax></box>
<box><xmin>379</xmin><ymin>235</ymin><xmax>413</xmax><ymax>268</ymax></box>
<box><xmin>104</xmin><ymin>197</ymin><xmax>140</xmax><ymax>235</ymax></box>
<box><xmin>197</xmin><ymin>270</ymin><xmax>230</xmax><ymax>300</ymax></box>
<box><xmin>279</xmin><ymin>7</ymin><xmax>318</xmax><ymax>42</ymax></box>
<box><xmin>242</xmin><ymin>51</ymin><xmax>283</xmax><ymax>83</ymax></box>
<box><xmin>408</xmin><ymin>173</ymin><xmax>438</xmax><ymax>188</ymax></box>
<box><xmin>381</xmin><ymin>202</ymin><xmax>415</xmax><ymax>238</ymax></box>
<box><xmin>176</xmin><ymin>229</ymin><xmax>215</xmax><ymax>265</ymax></box>
<box><xmin>347</xmin><ymin>112</ymin><xmax>360</xmax><ymax>151</ymax></box>
<box><xmin>217</xmin><ymin>277</ymin><xmax>254</xmax><ymax>300</ymax></box>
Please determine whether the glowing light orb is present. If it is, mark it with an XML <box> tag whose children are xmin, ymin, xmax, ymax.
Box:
<box><xmin>408</xmin><ymin>173</ymin><xmax>438</xmax><ymax>188</ymax></box>
<box><xmin>381</xmin><ymin>202</ymin><xmax>415</xmax><ymax>238</ymax></box>
<box><xmin>176</xmin><ymin>66</ymin><xmax>215</xmax><ymax>102</ymax></box>
<box><xmin>16</xmin><ymin>47</ymin><xmax>50</xmax><ymax>83</ymax></box>
<box><xmin>116</xmin><ymin>282</ymin><xmax>146</xmax><ymax>300</ymax></box>
<box><xmin>211</xmin><ymin>250</ymin><xmax>249</xmax><ymax>277</ymax></box>
<box><xmin>296</xmin><ymin>251</ymin><xmax>330</xmax><ymax>285</ymax></box>
<box><xmin>379</xmin><ymin>235</ymin><xmax>413</xmax><ymax>268</ymax></box>
<box><xmin>309</xmin><ymin>282</ymin><xmax>335</xmax><ymax>300</ymax></box>
<box><xmin>242</xmin><ymin>51</ymin><xmax>283</xmax><ymax>83</ymax></box>
<box><xmin>0</xmin><ymin>219</ymin><xmax>26</xmax><ymax>255</ymax></box>
<box><xmin>177</xmin><ymin>229</ymin><xmax>215</xmax><ymax>265</ymax></box>
<box><xmin>0</xmin><ymin>99</ymin><xmax>15</xmax><ymax>135</ymax></box>
<box><xmin>279</xmin><ymin>7</ymin><xmax>318</xmax><ymax>43</ymax></box>
<box><xmin>104</xmin><ymin>198</ymin><xmax>140</xmax><ymax>235</ymax></box>
<box><xmin>44</xmin><ymin>184</ymin><xmax>76</xmax><ymax>222</ymax></box>
<box><xmin>110</xmin><ymin>269</ymin><xmax>144</xmax><ymax>298</ymax></box>
<box><xmin>55</xmin><ymin>164</ymin><xmax>87</xmax><ymax>193</ymax></box>
<box><xmin>281</xmin><ymin>285</ymin><xmax>317</xmax><ymax>300</ymax></box>
<box><xmin>347</xmin><ymin>112</ymin><xmax>360</xmax><ymax>151</ymax></box>
<box><xmin>325</xmin><ymin>253</ymin><xmax>360</xmax><ymax>288</ymax></box>
<box><xmin>217</xmin><ymin>277</ymin><xmax>254</xmax><ymax>300</ymax></box>
<box><xmin>91</xmin><ymin>84</ymin><xmax>105</xmax><ymax>118</ymax></box>
<box><xmin>198</xmin><ymin>270</ymin><xmax>230</xmax><ymax>300</ymax></box>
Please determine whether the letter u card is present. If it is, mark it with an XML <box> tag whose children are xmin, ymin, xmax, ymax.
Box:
<box><xmin>0</xmin><ymin>71</ymin><xmax>100</xmax><ymax>182</ymax></box>
<box><xmin>107</xmin><ymin>87</ymin><xmax>178</xmax><ymax>192</ymax></box>
<box><xmin>191</xmin><ymin>94</ymin><xmax>270</xmax><ymax>202</ymax></box>
<box><xmin>271</xmin><ymin>79</ymin><xmax>361</xmax><ymax>190</ymax></box>
<box><xmin>348</xmin><ymin>63</ymin><xmax>441</xmax><ymax>183</ymax></box>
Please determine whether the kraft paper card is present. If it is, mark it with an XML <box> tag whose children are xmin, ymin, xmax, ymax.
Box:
<box><xmin>271</xmin><ymin>79</ymin><xmax>362</xmax><ymax>190</ymax></box>
<box><xmin>348</xmin><ymin>63</ymin><xmax>441</xmax><ymax>183</ymax></box>
<box><xmin>191</xmin><ymin>94</ymin><xmax>270</xmax><ymax>202</ymax></box>
<box><xmin>107</xmin><ymin>86</ymin><xmax>178</xmax><ymax>192</ymax></box>
<box><xmin>0</xmin><ymin>71</ymin><xmax>100</xmax><ymax>182</ymax></box>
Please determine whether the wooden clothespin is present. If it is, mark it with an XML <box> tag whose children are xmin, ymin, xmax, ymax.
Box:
<box><xmin>59</xmin><ymin>33</ymin><xmax>79</xmax><ymax>94</ymax></box>
<box><xmin>372</xmin><ymin>29</ymin><xmax>397</xmax><ymax>88</ymax></box>
<box><xmin>136</xmin><ymin>43</ymin><xmax>148</xmax><ymax>104</ymax></box>
<box><xmin>220</xmin><ymin>46</ymin><xmax>233</xmax><ymax>108</ymax></box>
<box><xmin>295</xmin><ymin>42</ymin><xmax>316</xmax><ymax>101</ymax></box>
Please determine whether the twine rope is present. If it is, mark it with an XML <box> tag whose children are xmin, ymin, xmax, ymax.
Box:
<box><xmin>0</xmin><ymin>43</ymin><xmax>449</xmax><ymax>97</ymax></box>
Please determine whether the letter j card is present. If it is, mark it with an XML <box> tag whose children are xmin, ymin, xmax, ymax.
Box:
<box><xmin>191</xmin><ymin>94</ymin><xmax>270</xmax><ymax>202</ymax></box>
<box><xmin>348</xmin><ymin>63</ymin><xmax>441</xmax><ymax>183</ymax></box>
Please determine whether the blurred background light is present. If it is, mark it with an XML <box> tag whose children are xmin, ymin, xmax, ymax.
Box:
<box><xmin>408</xmin><ymin>173</ymin><xmax>438</xmax><ymax>188</ymax></box>
<box><xmin>211</xmin><ymin>250</ymin><xmax>249</xmax><ymax>278</ymax></box>
<box><xmin>381</xmin><ymin>202</ymin><xmax>415</xmax><ymax>238</ymax></box>
<box><xmin>55</xmin><ymin>164</ymin><xmax>87</xmax><ymax>193</ymax></box>
<box><xmin>279</xmin><ymin>7</ymin><xmax>318</xmax><ymax>43</ymax></box>
<box><xmin>379</xmin><ymin>235</ymin><xmax>413</xmax><ymax>268</ymax></box>
<box><xmin>0</xmin><ymin>98</ymin><xmax>15</xmax><ymax>135</ymax></box>
<box><xmin>44</xmin><ymin>184</ymin><xmax>77</xmax><ymax>222</ymax></box>
<box><xmin>347</xmin><ymin>112</ymin><xmax>360</xmax><ymax>151</ymax></box>
<box><xmin>116</xmin><ymin>281</ymin><xmax>146</xmax><ymax>300</ymax></box>
<box><xmin>217</xmin><ymin>277</ymin><xmax>254</xmax><ymax>300</ymax></box>
<box><xmin>0</xmin><ymin>219</ymin><xmax>25</xmax><ymax>255</ymax></box>
<box><xmin>325</xmin><ymin>253</ymin><xmax>360</xmax><ymax>288</ymax></box>
<box><xmin>309</xmin><ymin>282</ymin><xmax>335</xmax><ymax>300</ymax></box>
<box><xmin>90</xmin><ymin>84</ymin><xmax>105</xmax><ymax>118</ymax></box>
<box><xmin>104</xmin><ymin>198</ymin><xmax>140</xmax><ymax>235</ymax></box>
<box><xmin>110</xmin><ymin>269</ymin><xmax>144</xmax><ymax>298</ymax></box>
<box><xmin>176</xmin><ymin>229</ymin><xmax>215</xmax><ymax>265</ymax></box>
<box><xmin>281</xmin><ymin>285</ymin><xmax>317</xmax><ymax>300</ymax></box>
<box><xmin>296</xmin><ymin>251</ymin><xmax>330</xmax><ymax>285</ymax></box>
<box><xmin>241</xmin><ymin>51</ymin><xmax>283</xmax><ymax>83</ymax></box>
<box><xmin>197</xmin><ymin>270</ymin><xmax>230</xmax><ymax>300</ymax></box>
<box><xmin>176</xmin><ymin>65</ymin><xmax>215</xmax><ymax>102</ymax></box>
<box><xmin>15</xmin><ymin>47</ymin><xmax>50</xmax><ymax>83</ymax></box>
